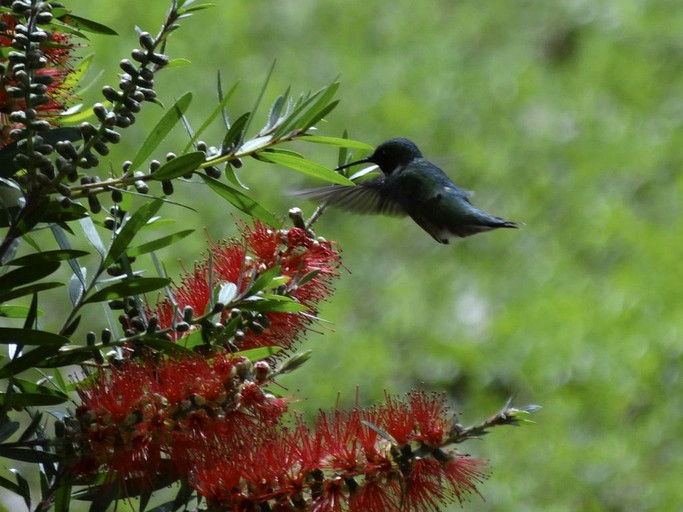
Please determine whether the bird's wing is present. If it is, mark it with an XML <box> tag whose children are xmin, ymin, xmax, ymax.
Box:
<box><xmin>293</xmin><ymin>178</ymin><xmax>405</xmax><ymax>216</ymax></box>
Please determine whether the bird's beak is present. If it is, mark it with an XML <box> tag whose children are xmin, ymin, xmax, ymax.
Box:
<box><xmin>335</xmin><ymin>156</ymin><xmax>373</xmax><ymax>171</ymax></box>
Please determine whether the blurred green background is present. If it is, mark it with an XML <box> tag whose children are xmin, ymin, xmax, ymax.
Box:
<box><xmin>4</xmin><ymin>0</ymin><xmax>683</xmax><ymax>510</ymax></box>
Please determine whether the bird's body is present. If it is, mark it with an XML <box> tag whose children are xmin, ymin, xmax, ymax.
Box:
<box><xmin>297</xmin><ymin>138</ymin><xmax>520</xmax><ymax>244</ymax></box>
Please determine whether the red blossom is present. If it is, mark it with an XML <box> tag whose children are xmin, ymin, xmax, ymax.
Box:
<box><xmin>151</xmin><ymin>221</ymin><xmax>340</xmax><ymax>351</ymax></box>
<box><xmin>406</xmin><ymin>390</ymin><xmax>450</xmax><ymax>446</ymax></box>
<box><xmin>442</xmin><ymin>456</ymin><xmax>488</xmax><ymax>504</ymax></box>
<box><xmin>348</xmin><ymin>479</ymin><xmax>401</xmax><ymax>512</ymax></box>
<box><xmin>73</xmin><ymin>353</ymin><xmax>285</xmax><ymax>483</ymax></box>
<box><xmin>404</xmin><ymin>458</ymin><xmax>448</xmax><ymax>512</ymax></box>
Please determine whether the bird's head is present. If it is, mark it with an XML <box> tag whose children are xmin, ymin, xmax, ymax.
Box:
<box><xmin>337</xmin><ymin>137</ymin><xmax>423</xmax><ymax>175</ymax></box>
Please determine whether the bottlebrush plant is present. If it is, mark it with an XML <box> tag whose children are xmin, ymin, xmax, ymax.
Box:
<box><xmin>0</xmin><ymin>1</ymin><xmax>538</xmax><ymax>511</ymax></box>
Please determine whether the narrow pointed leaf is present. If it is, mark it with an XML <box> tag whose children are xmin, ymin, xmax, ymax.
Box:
<box><xmin>221</xmin><ymin>112</ymin><xmax>250</xmax><ymax>150</ymax></box>
<box><xmin>0</xmin><ymin>390</ymin><xmax>67</xmax><ymax>407</ymax></box>
<box><xmin>259</xmin><ymin>151</ymin><xmax>353</xmax><ymax>185</ymax></box>
<box><xmin>0</xmin><ymin>282</ymin><xmax>62</xmax><ymax>303</ymax></box>
<box><xmin>10</xmin><ymin>469</ymin><xmax>30</xmax><ymax>509</ymax></box>
<box><xmin>0</xmin><ymin>261</ymin><xmax>60</xmax><ymax>289</ymax></box>
<box><xmin>126</xmin><ymin>230</ymin><xmax>194</xmax><ymax>257</ymax></box>
<box><xmin>130</xmin><ymin>92</ymin><xmax>192</xmax><ymax>171</ymax></box>
<box><xmin>68</xmin><ymin>269</ymin><xmax>87</xmax><ymax>305</ymax></box>
<box><xmin>0</xmin><ymin>306</ymin><xmax>43</xmax><ymax>319</ymax></box>
<box><xmin>83</xmin><ymin>277</ymin><xmax>171</xmax><ymax>304</ymax></box>
<box><xmin>245</xmin><ymin>265</ymin><xmax>281</xmax><ymax>296</ymax></box>
<box><xmin>103</xmin><ymin>199</ymin><xmax>163</xmax><ymax>268</ymax></box>
<box><xmin>59</xmin><ymin>14</ymin><xmax>118</xmax><ymax>35</ymax></box>
<box><xmin>274</xmin><ymin>82</ymin><xmax>339</xmax><ymax>137</ymax></box>
<box><xmin>298</xmin><ymin>135</ymin><xmax>374</xmax><ymax>150</ymax></box>
<box><xmin>238</xmin><ymin>298</ymin><xmax>308</xmax><ymax>313</ymax></box>
<box><xmin>55</xmin><ymin>483</ymin><xmax>72</xmax><ymax>512</ymax></box>
<box><xmin>0</xmin><ymin>328</ymin><xmax>70</xmax><ymax>346</ymax></box>
<box><xmin>0</xmin><ymin>421</ymin><xmax>20</xmax><ymax>443</ymax></box>
<box><xmin>0</xmin><ymin>474</ymin><xmax>23</xmax><ymax>495</ymax></box>
<box><xmin>300</xmin><ymin>99</ymin><xmax>339</xmax><ymax>131</ymax></box>
<box><xmin>6</xmin><ymin>249</ymin><xmax>88</xmax><ymax>266</ymax></box>
<box><xmin>151</xmin><ymin>152</ymin><xmax>205</xmax><ymax>181</ymax></box>
<box><xmin>199</xmin><ymin>175</ymin><xmax>281</xmax><ymax>227</ymax></box>
<box><xmin>234</xmin><ymin>346</ymin><xmax>282</xmax><ymax>361</ymax></box>
<box><xmin>240</xmin><ymin>60</ymin><xmax>276</xmax><ymax>145</ymax></box>
<box><xmin>79</xmin><ymin>216</ymin><xmax>107</xmax><ymax>258</ymax></box>
<box><xmin>137</xmin><ymin>337</ymin><xmax>196</xmax><ymax>356</ymax></box>
<box><xmin>37</xmin><ymin>347</ymin><xmax>95</xmax><ymax>368</ymax></box>
<box><xmin>0</xmin><ymin>346</ymin><xmax>61</xmax><ymax>378</ymax></box>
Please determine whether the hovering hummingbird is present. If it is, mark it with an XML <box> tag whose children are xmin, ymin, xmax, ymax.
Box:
<box><xmin>296</xmin><ymin>137</ymin><xmax>520</xmax><ymax>244</ymax></box>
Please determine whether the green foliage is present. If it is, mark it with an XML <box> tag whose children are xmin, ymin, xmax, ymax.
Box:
<box><xmin>57</xmin><ymin>1</ymin><xmax>681</xmax><ymax>510</ymax></box>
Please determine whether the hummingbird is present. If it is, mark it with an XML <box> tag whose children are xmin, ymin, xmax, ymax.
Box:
<box><xmin>296</xmin><ymin>137</ymin><xmax>520</xmax><ymax>244</ymax></box>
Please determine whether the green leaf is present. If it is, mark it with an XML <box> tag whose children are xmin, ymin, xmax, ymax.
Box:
<box><xmin>103</xmin><ymin>199</ymin><xmax>163</xmax><ymax>268</ymax></box>
<box><xmin>259</xmin><ymin>151</ymin><xmax>353</xmax><ymax>185</ymax></box>
<box><xmin>6</xmin><ymin>249</ymin><xmax>88</xmax><ymax>266</ymax></box>
<box><xmin>273</xmin><ymin>81</ymin><xmax>339</xmax><ymax>138</ymax></box>
<box><xmin>199</xmin><ymin>175</ymin><xmax>281</xmax><ymax>227</ymax></box>
<box><xmin>0</xmin><ymin>328</ymin><xmax>70</xmax><ymax>346</ymax></box>
<box><xmin>13</xmin><ymin>378</ymin><xmax>69</xmax><ymax>402</ymax></box>
<box><xmin>263</xmin><ymin>87</ymin><xmax>289</xmax><ymax>132</ymax></box>
<box><xmin>0</xmin><ymin>446</ymin><xmax>59</xmax><ymax>464</ymax></box>
<box><xmin>151</xmin><ymin>151</ymin><xmax>205</xmax><ymax>181</ymax></box>
<box><xmin>234</xmin><ymin>346</ymin><xmax>282</xmax><ymax>361</ymax></box>
<box><xmin>17</xmin><ymin>410</ymin><xmax>43</xmax><ymax>442</ymax></box>
<box><xmin>55</xmin><ymin>483</ymin><xmax>72</xmax><ymax>512</ymax></box>
<box><xmin>221</xmin><ymin>112</ymin><xmax>250</xmax><ymax>151</ymax></box>
<box><xmin>0</xmin><ymin>474</ymin><xmax>23</xmax><ymax>496</ymax></box>
<box><xmin>298</xmin><ymin>135</ymin><xmax>374</xmax><ymax>150</ymax></box>
<box><xmin>0</xmin><ymin>261</ymin><xmax>60</xmax><ymax>289</ymax></box>
<box><xmin>79</xmin><ymin>217</ymin><xmax>107</xmax><ymax>258</ymax></box>
<box><xmin>0</xmin><ymin>305</ymin><xmax>43</xmax><ymax>319</ymax></box>
<box><xmin>10</xmin><ymin>469</ymin><xmax>30</xmax><ymax>510</ymax></box>
<box><xmin>130</xmin><ymin>92</ymin><xmax>192</xmax><ymax>171</ymax></box>
<box><xmin>126</xmin><ymin>230</ymin><xmax>194</xmax><ymax>257</ymax></box>
<box><xmin>83</xmin><ymin>277</ymin><xmax>171</xmax><ymax>304</ymax></box>
<box><xmin>14</xmin><ymin>200</ymin><xmax>88</xmax><ymax>236</ymax></box>
<box><xmin>0</xmin><ymin>421</ymin><xmax>20</xmax><ymax>443</ymax></box>
<box><xmin>0</xmin><ymin>282</ymin><xmax>62</xmax><ymax>303</ymax></box>
<box><xmin>165</xmin><ymin>58</ymin><xmax>191</xmax><ymax>68</ymax></box>
<box><xmin>178</xmin><ymin>2</ymin><xmax>216</xmax><ymax>14</ymax></box>
<box><xmin>238</xmin><ymin>298</ymin><xmax>309</xmax><ymax>313</ymax></box>
<box><xmin>59</xmin><ymin>14</ymin><xmax>118</xmax><ymax>35</ymax></box>
<box><xmin>245</xmin><ymin>265</ymin><xmax>281</xmax><ymax>296</ymax></box>
<box><xmin>240</xmin><ymin>60</ymin><xmax>276</xmax><ymax>145</ymax></box>
<box><xmin>0</xmin><ymin>390</ymin><xmax>67</xmax><ymax>407</ymax></box>
<box><xmin>37</xmin><ymin>347</ymin><xmax>95</xmax><ymax>368</ymax></box>
<box><xmin>300</xmin><ymin>99</ymin><xmax>339</xmax><ymax>131</ymax></box>
<box><xmin>138</xmin><ymin>337</ymin><xmax>196</xmax><ymax>356</ymax></box>
<box><xmin>0</xmin><ymin>346</ymin><xmax>61</xmax><ymax>378</ymax></box>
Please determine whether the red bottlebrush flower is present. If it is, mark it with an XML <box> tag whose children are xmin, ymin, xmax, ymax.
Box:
<box><xmin>442</xmin><ymin>456</ymin><xmax>488</xmax><ymax>504</ymax></box>
<box><xmin>238</xmin><ymin>381</ymin><xmax>289</xmax><ymax>424</ymax></box>
<box><xmin>150</xmin><ymin>221</ymin><xmax>340</xmax><ymax>352</ymax></box>
<box><xmin>0</xmin><ymin>13</ymin><xmax>79</xmax><ymax>145</ymax></box>
<box><xmin>310</xmin><ymin>478</ymin><xmax>347</xmax><ymax>512</ymax></box>
<box><xmin>72</xmin><ymin>353</ymin><xmax>286</xmax><ymax>485</ymax></box>
<box><xmin>375</xmin><ymin>393</ymin><xmax>417</xmax><ymax>446</ymax></box>
<box><xmin>403</xmin><ymin>458</ymin><xmax>448</xmax><ymax>512</ymax></box>
<box><xmin>315</xmin><ymin>408</ymin><xmax>364</xmax><ymax>473</ymax></box>
<box><xmin>348</xmin><ymin>479</ymin><xmax>401</xmax><ymax>512</ymax></box>
<box><xmin>406</xmin><ymin>390</ymin><xmax>450</xmax><ymax>446</ymax></box>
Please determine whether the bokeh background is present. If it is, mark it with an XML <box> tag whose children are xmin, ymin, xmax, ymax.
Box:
<box><xmin>5</xmin><ymin>0</ymin><xmax>683</xmax><ymax>510</ymax></box>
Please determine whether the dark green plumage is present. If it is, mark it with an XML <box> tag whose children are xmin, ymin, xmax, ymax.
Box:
<box><xmin>296</xmin><ymin>137</ymin><xmax>520</xmax><ymax>244</ymax></box>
